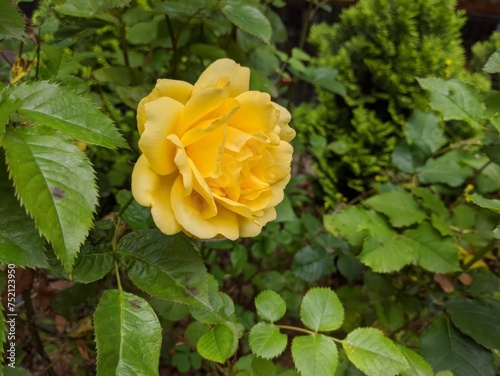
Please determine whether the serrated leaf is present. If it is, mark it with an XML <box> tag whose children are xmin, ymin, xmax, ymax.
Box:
<box><xmin>324</xmin><ymin>206</ymin><xmax>377</xmax><ymax>247</ymax></box>
<box><xmin>404</xmin><ymin>223</ymin><xmax>460</xmax><ymax>273</ymax></box>
<box><xmin>221</xmin><ymin>3</ymin><xmax>272</xmax><ymax>44</ymax></box>
<box><xmin>404</xmin><ymin>111</ymin><xmax>447</xmax><ymax>155</ymax></box>
<box><xmin>468</xmin><ymin>193</ymin><xmax>500</xmax><ymax>214</ymax></box>
<box><xmin>292</xmin><ymin>244</ymin><xmax>334</xmax><ymax>282</ymax></box>
<box><xmin>421</xmin><ymin>317</ymin><xmax>495</xmax><ymax>376</ymax></box>
<box><xmin>197</xmin><ymin>323</ymin><xmax>238</xmax><ymax>363</ymax></box>
<box><xmin>71</xmin><ymin>244</ymin><xmax>113</xmax><ymax>283</ymax></box>
<box><xmin>417</xmin><ymin>78</ymin><xmax>485</xmax><ymax>128</ymax></box>
<box><xmin>248</xmin><ymin>322</ymin><xmax>287</xmax><ymax>359</ymax></box>
<box><xmin>3</xmin><ymin>126</ymin><xmax>97</xmax><ymax>272</ymax></box>
<box><xmin>413</xmin><ymin>187</ymin><xmax>449</xmax><ymax>219</ymax></box>
<box><xmin>418</xmin><ymin>151</ymin><xmax>474</xmax><ymax>187</ymax></box>
<box><xmin>291</xmin><ymin>334</ymin><xmax>338</xmax><ymax>376</ymax></box>
<box><xmin>342</xmin><ymin>328</ymin><xmax>408</xmax><ymax>376</ymax></box>
<box><xmin>0</xmin><ymin>154</ymin><xmax>48</xmax><ymax>268</ymax></box>
<box><xmin>300</xmin><ymin>288</ymin><xmax>344</xmax><ymax>332</ymax></box>
<box><xmin>0</xmin><ymin>98</ymin><xmax>22</xmax><ymax>144</ymax></box>
<box><xmin>189</xmin><ymin>291</ymin><xmax>235</xmax><ymax>323</ymax></box>
<box><xmin>0</xmin><ymin>0</ymin><xmax>25</xmax><ymax>41</ymax></box>
<box><xmin>6</xmin><ymin>81</ymin><xmax>126</xmax><ymax>149</ymax></box>
<box><xmin>483</xmin><ymin>51</ymin><xmax>500</xmax><ymax>74</ymax></box>
<box><xmin>255</xmin><ymin>290</ymin><xmax>286</xmax><ymax>322</ymax></box>
<box><xmin>94</xmin><ymin>290</ymin><xmax>162</xmax><ymax>375</ymax></box>
<box><xmin>399</xmin><ymin>345</ymin><xmax>434</xmax><ymax>376</ymax></box>
<box><xmin>116</xmin><ymin>229</ymin><xmax>210</xmax><ymax>309</ymax></box>
<box><xmin>446</xmin><ymin>297</ymin><xmax>500</xmax><ymax>350</ymax></box>
<box><xmin>365</xmin><ymin>190</ymin><xmax>426</xmax><ymax>228</ymax></box>
<box><xmin>116</xmin><ymin>190</ymin><xmax>154</xmax><ymax>230</ymax></box>
<box><xmin>55</xmin><ymin>0</ymin><xmax>131</xmax><ymax>17</ymax></box>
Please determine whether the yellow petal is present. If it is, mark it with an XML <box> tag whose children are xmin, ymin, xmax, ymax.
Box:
<box><xmin>214</xmin><ymin>194</ymin><xmax>253</xmax><ymax>219</ymax></box>
<box><xmin>267</xmin><ymin>141</ymin><xmax>294</xmax><ymax>183</ymax></box>
<box><xmin>131</xmin><ymin>154</ymin><xmax>157</xmax><ymax>207</ymax></box>
<box><xmin>137</xmin><ymin>79</ymin><xmax>193</xmax><ymax>134</ymax></box>
<box><xmin>171</xmin><ymin>176</ymin><xmax>240</xmax><ymax>240</ymax></box>
<box><xmin>138</xmin><ymin>97</ymin><xmax>183</xmax><ymax>175</ymax></box>
<box><xmin>272</xmin><ymin>102</ymin><xmax>295</xmax><ymax>142</ymax></box>
<box><xmin>230</xmin><ymin>91</ymin><xmax>279</xmax><ymax>135</ymax></box>
<box><xmin>239</xmin><ymin>207</ymin><xmax>277</xmax><ymax>237</ymax></box>
<box><xmin>186</xmin><ymin>123</ymin><xmax>225</xmax><ymax>178</ymax></box>
<box><xmin>194</xmin><ymin>58</ymin><xmax>250</xmax><ymax>98</ymax></box>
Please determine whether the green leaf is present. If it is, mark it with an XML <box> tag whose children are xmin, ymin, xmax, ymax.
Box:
<box><xmin>418</xmin><ymin>151</ymin><xmax>474</xmax><ymax>187</ymax></box>
<box><xmin>94</xmin><ymin>290</ymin><xmax>162</xmax><ymax>375</ymax></box>
<box><xmin>197</xmin><ymin>322</ymin><xmax>238</xmax><ymax>363</ymax></box>
<box><xmin>413</xmin><ymin>187</ymin><xmax>449</xmax><ymax>219</ymax></box>
<box><xmin>417</xmin><ymin>78</ymin><xmax>485</xmax><ymax>128</ymax></box>
<box><xmin>116</xmin><ymin>190</ymin><xmax>154</xmax><ymax>230</ymax></box>
<box><xmin>404</xmin><ymin>111</ymin><xmax>447</xmax><ymax>155</ymax></box>
<box><xmin>446</xmin><ymin>297</ymin><xmax>500</xmax><ymax>350</ymax></box>
<box><xmin>6</xmin><ymin>81</ymin><xmax>126</xmax><ymax>149</ymax></box>
<box><xmin>404</xmin><ymin>223</ymin><xmax>460</xmax><ymax>273</ymax></box>
<box><xmin>0</xmin><ymin>0</ymin><xmax>25</xmax><ymax>41</ymax></box>
<box><xmin>324</xmin><ymin>206</ymin><xmax>375</xmax><ymax>247</ymax></box>
<box><xmin>248</xmin><ymin>322</ymin><xmax>288</xmax><ymax>359</ymax></box>
<box><xmin>71</xmin><ymin>244</ymin><xmax>114</xmax><ymax>283</ymax></box>
<box><xmin>435</xmin><ymin>372</ymin><xmax>454</xmax><ymax>376</ymax></box>
<box><xmin>221</xmin><ymin>3</ymin><xmax>272</xmax><ymax>44</ymax></box>
<box><xmin>399</xmin><ymin>345</ymin><xmax>434</xmax><ymax>376</ymax></box>
<box><xmin>0</xmin><ymin>98</ymin><xmax>22</xmax><ymax>144</ymax></box>
<box><xmin>375</xmin><ymin>302</ymin><xmax>404</xmax><ymax>332</ymax></box>
<box><xmin>291</xmin><ymin>334</ymin><xmax>338</xmax><ymax>376</ymax></box>
<box><xmin>3</xmin><ymin>126</ymin><xmax>97</xmax><ymax>272</ymax></box>
<box><xmin>55</xmin><ymin>0</ymin><xmax>131</xmax><ymax>17</ymax></box>
<box><xmin>303</xmin><ymin>67</ymin><xmax>347</xmax><ymax>97</ymax></box>
<box><xmin>0</xmin><ymin>154</ymin><xmax>48</xmax><ymax>268</ymax></box>
<box><xmin>365</xmin><ymin>190</ymin><xmax>426</xmax><ymax>228</ymax></box>
<box><xmin>342</xmin><ymin>328</ymin><xmax>408</xmax><ymax>376</ymax></box>
<box><xmin>468</xmin><ymin>193</ymin><xmax>500</xmax><ymax>213</ymax></box>
<box><xmin>421</xmin><ymin>317</ymin><xmax>495</xmax><ymax>376</ymax></box>
<box><xmin>255</xmin><ymin>290</ymin><xmax>286</xmax><ymax>322</ymax></box>
<box><xmin>3</xmin><ymin>367</ymin><xmax>33</xmax><ymax>376</ymax></box>
<box><xmin>300</xmin><ymin>288</ymin><xmax>344</xmax><ymax>332</ymax></box>
<box><xmin>190</xmin><ymin>290</ymin><xmax>235</xmax><ymax>324</ymax></box>
<box><xmin>292</xmin><ymin>244</ymin><xmax>334</xmax><ymax>282</ymax></box>
<box><xmin>483</xmin><ymin>51</ymin><xmax>500</xmax><ymax>74</ymax></box>
<box><xmin>116</xmin><ymin>229</ymin><xmax>210</xmax><ymax>309</ymax></box>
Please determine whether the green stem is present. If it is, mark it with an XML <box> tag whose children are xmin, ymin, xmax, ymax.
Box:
<box><xmin>117</xmin><ymin>194</ymin><xmax>135</xmax><ymax>218</ymax></box>
<box><xmin>275</xmin><ymin>324</ymin><xmax>344</xmax><ymax>343</ymax></box>
<box><xmin>165</xmin><ymin>15</ymin><xmax>179</xmax><ymax>78</ymax></box>
<box><xmin>119</xmin><ymin>16</ymin><xmax>130</xmax><ymax>68</ymax></box>
<box><xmin>114</xmin><ymin>260</ymin><xmax>123</xmax><ymax>292</ymax></box>
<box><xmin>463</xmin><ymin>239</ymin><xmax>497</xmax><ymax>271</ymax></box>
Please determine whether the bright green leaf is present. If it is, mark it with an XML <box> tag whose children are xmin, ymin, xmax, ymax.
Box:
<box><xmin>413</xmin><ymin>187</ymin><xmax>449</xmax><ymax>219</ymax></box>
<box><xmin>292</xmin><ymin>244</ymin><xmax>334</xmax><ymax>282</ymax></box>
<box><xmin>421</xmin><ymin>317</ymin><xmax>495</xmax><ymax>376</ymax></box>
<box><xmin>404</xmin><ymin>223</ymin><xmax>460</xmax><ymax>273</ymax></box>
<box><xmin>417</xmin><ymin>78</ymin><xmax>485</xmax><ymax>128</ymax></box>
<box><xmin>94</xmin><ymin>290</ymin><xmax>162</xmax><ymax>375</ymax></box>
<box><xmin>292</xmin><ymin>334</ymin><xmax>338</xmax><ymax>376</ymax></box>
<box><xmin>300</xmin><ymin>288</ymin><xmax>344</xmax><ymax>332</ymax></box>
<box><xmin>221</xmin><ymin>3</ymin><xmax>272</xmax><ymax>44</ymax></box>
<box><xmin>342</xmin><ymin>328</ymin><xmax>408</xmax><ymax>376</ymax></box>
<box><xmin>6</xmin><ymin>81</ymin><xmax>127</xmax><ymax>149</ymax></box>
<box><xmin>116</xmin><ymin>229</ymin><xmax>210</xmax><ymax>309</ymax></box>
<box><xmin>190</xmin><ymin>290</ymin><xmax>235</xmax><ymax>324</ymax></box>
<box><xmin>71</xmin><ymin>244</ymin><xmax>114</xmax><ymax>284</ymax></box>
<box><xmin>404</xmin><ymin>111</ymin><xmax>447</xmax><ymax>155</ymax></box>
<box><xmin>0</xmin><ymin>0</ymin><xmax>25</xmax><ymax>41</ymax></box>
<box><xmin>324</xmin><ymin>206</ymin><xmax>376</xmax><ymax>247</ymax></box>
<box><xmin>446</xmin><ymin>297</ymin><xmax>500</xmax><ymax>350</ymax></box>
<box><xmin>483</xmin><ymin>51</ymin><xmax>500</xmax><ymax>74</ymax></box>
<box><xmin>248</xmin><ymin>322</ymin><xmax>288</xmax><ymax>359</ymax></box>
<box><xmin>3</xmin><ymin>126</ymin><xmax>97</xmax><ymax>272</ymax></box>
<box><xmin>197</xmin><ymin>323</ymin><xmax>238</xmax><ymax>363</ymax></box>
<box><xmin>360</xmin><ymin>233</ymin><xmax>417</xmax><ymax>273</ymax></box>
<box><xmin>418</xmin><ymin>151</ymin><xmax>474</xmax><ymax>187</ymax></box>
<box><xmin>255</xmin><ymin>290</ymin><xmax>286</xmax><ymax>322</ymax></box>
<box><xmin>468</xmin><ymin>193</ymin><xmax>500</xmax><ymax>214</ymax></box>
<box><xmin>365</xmin><ymin>190</ymin><xmax>426</xmax><ymax>228</ymax></box>
<box><xmin>0</xmin><ymin>98</ymin><xmax>22</xmax><ymax>144</ymax></box>
<box><xmin>399</xmin><ymin>345</ymin><xmax>434</xmax><ymax>376</ymax></box>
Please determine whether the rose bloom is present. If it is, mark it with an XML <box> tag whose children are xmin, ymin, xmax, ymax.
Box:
<box><xmin>132</xmin><ymin>59</ymin><xmax>295</xmax><ymax>240</ymax></box>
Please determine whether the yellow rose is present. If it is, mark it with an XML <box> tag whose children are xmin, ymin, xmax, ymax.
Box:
<box><xmin>132</xmin><ymin>58</ymin><xmax>295</xmax><ymax>240</ymax></box>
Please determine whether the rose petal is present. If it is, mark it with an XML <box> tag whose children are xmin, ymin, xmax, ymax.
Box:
<box><xmin>139</xmin><ymin>97</ymin><xmax>183</xmax><ymax>175</ymax></box>
<box><xmin>194</xmin><ymin>58</ymin><xmax>250</xmax><ymax>98</ymax></box>
<box><xmin>230</xmin><ymin>91</ymin><xmax>280</xmax><ymax>135</ymax></box>
<box><xmin>239</xmin><ymin>207</ymin><xmax>277</xmax><ymax>237</ymax></box>
<box><xmin>272</xmin><ymin>102</ymin><xmax>295</xmax><ymax>142</ymax></box>
<box><xmin>186</xmin><ymin>122</ymin><xmax>225</xmax><ymax>178</ymax></box>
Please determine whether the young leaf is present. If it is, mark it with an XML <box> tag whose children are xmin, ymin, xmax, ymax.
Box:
<box><xmin>365</xmin><ymin>190</ymin><xmax>426</xmax><ymax>228</ymax></box>
<box><xmin>421</xmin><ymin>316</ymin><xmax>495</xmax><ymax>376</ymax></box>
<box><xmin>116</xmin><ymin>229</ymin><xmax>210</xmax><ymax>309</ymax></box>
<box><xmin>342</xmin><ymin>328</ymin><xmax>408</xmax><ymax>376</ymax></box>
<box><xmin>197</xmin><ymin>322</ymin><xmax>238</xmax><ymax>363</ymax></box>
<box><xmin>221</xmin><ymin>3</ymin><xmax>272</xmax><ymax>44</ymax></box>
<box><xmin>255</xmin><ymin>290</ymin><xmax>286</xmax><ymax>322</ymax></box>
<box><xmin>5</xmin><ymin>81</ymin><xmax>127</xmax><ymax>149</ymax></box>
<box><xmin>417</xmin><ymin>78</ymin><xmax>485</xmax><ymax>128</ymax></box>
<box><xmin>291</xmin><ymin>334</ymin><xmax>338</xmax><ymax>376</ymax></box>
<box><xmin>404</xmin><ymin>223</ymin><xmax>461</xmax><ymax>273</ymax></box>
<box><xmin>300</xmin><ymin>288</ymin><xmax>344</xmax><ymax>332</ymax></box>
<box><xmin>399</xmin><ymin>345</ymin><xmax>434</xmax><ymax>376</ymax></box>
<box><xmin>418</xmin><ymin>151</ymin><xmax>474</xmax><ymax>187</ymax></box>
<box><xmin>94</xmin><ymin>290</ymin><xmax>162</xmax><ymax>375</ymax></box>
<box><xmin>446</xmin><ymin>297</ymin><xmax>500</xmax><ymax>350</ymax></box>
<box><xmin>248</xmin><ymin>322</ymin><xmax>288</xmax><ymax>359</ymax></box>
<box><xmin>3</xmin><ymin>126</ymin><xmax>97</xmax><ymax>272</ymax></box>
<box><xmin>0</xmin><ymin>0</ymin><xmax>25</xmax><ymax>41</ymax></box>
<box><xmin>71</xmin><ymin>244</ymin><xmax>114</xmax><ymax>284</ymax></box>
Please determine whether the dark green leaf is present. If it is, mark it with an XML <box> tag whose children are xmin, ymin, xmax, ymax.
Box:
<box><xmin>399</xmin><ymin>345</ymin><xmax>433</xmax><ymax>376</ymax></box>
<box><xmin>421</xmin><ymin>317</ymin><xmax>495</xmax><ymax>376</ymax></box>
<box><xmin>221</xmin><ymin>3</ymin><xmax>272</xmax><ymax>44</ymax></box>
<box><xmin>3</xmin><ymin>126</ymin><xmax>97</xmax><ymax>272</ymax></box>
<box><xmin>248</xmin><ymin>322</ymin><xmax>287</xmax><ymax>359</ymax></box>
<box><xmin>404</xmin><ymin>111</ymin><xmax>446</xmax><ymax>155</ymax></box>
<box><xmin>0</xmin><ymin>0</ymin><xmax>25</xmax><ymax>41</ymax></box>
<box><xmin>116</xmin><ymin>190</ymin><xmax>154</xmax><ymax>231</ymax></box>
<box><xmin>94</xmin><ymin>290</ymin><xmax>162</xmax><ymax>375</ymax></box>
<box><xmin>391</xmin><ymin>142</ymin><xmax>428</xmax><ymax>174</ymax></box>
<box><xmin>292</xmin><ymin>334</ymin><xmax>338</xmax><ymax>376</ymax></box>
<box><xmin>292</xmin><ymin>244</ymin><xmax>334</xmax><ymax>282</ymax></box>
<box><xmin>55</xmin><ymin>0</ymin><xmax>131</xmax><ymax>17</ymax></box>
<box><xmin>71</xmin><ymin>244</ymin><xmax>113</xmax><ymax>283</ymax></box>
<box><xmin>304</xmin><ymin>67</ymin><xmax>347</xmax><ymax>97</ymax></box>
<box><xmin>6</xmin><ymin>81</ymin><xmax>126</xmax><ymax>149</ymax></box>
<box><xmin>116</xmin><ymin>229</ymin><xmax>210</xmax><ymax>309</ymax></box>
<box><xmin>446</xmin><ymin>297</ymin><xmax>500</xmax><ymax>350</ymax></box>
